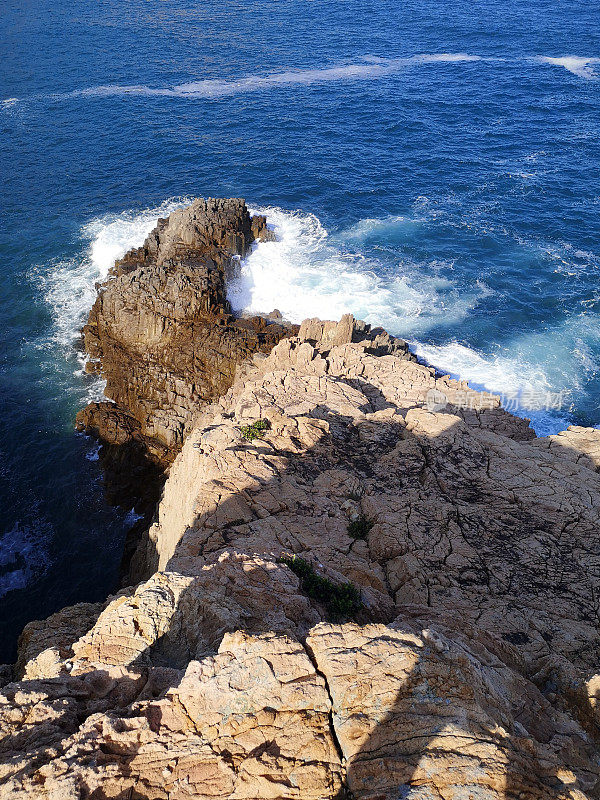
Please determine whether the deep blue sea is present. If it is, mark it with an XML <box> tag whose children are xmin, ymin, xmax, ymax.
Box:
<box><xmin>1</xmin><ymin>0</ymin><xmax>599</xmax><ymax>660</ymax></box>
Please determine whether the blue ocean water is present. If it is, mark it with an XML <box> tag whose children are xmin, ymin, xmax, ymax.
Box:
<box><xmin>1</xmin><ymin>0</ymin><xmax>599</xmax><ymax>660</ymax></box>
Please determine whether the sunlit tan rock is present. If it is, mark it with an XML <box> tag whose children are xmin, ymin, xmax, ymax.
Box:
<box><xmin>4</xmin><ymin>203</ymin><xmax>600</xmax><ymax>798</ymax></box>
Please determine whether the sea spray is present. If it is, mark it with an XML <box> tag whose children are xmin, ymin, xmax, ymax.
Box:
<box><xmin>229</xmin><ymin>206</ymin><xmax>484</xmax><ymax>334</ymax></box>
<box><xmin>33</xmin><ymin>199</ymin><xmax>598</xmax><ymax>443</ymax></box>
<box><xmin>40</xmin><ymin>197</ymin><xmax>192</xmax><ymax>354</ymax></box>
<box><xmin>230</xmin><ymin>207</ymin><xmax>591</xmax><ymax>435</ymax></box>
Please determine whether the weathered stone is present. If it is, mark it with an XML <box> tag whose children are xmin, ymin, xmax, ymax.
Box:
<box><xmin>77</xmin><ymin>198</ymin><xmax>297</xmax><ymax>522</ymax></box>
<box><xmin>1</xmin><ymin>632</ymin><xmax>343</xmax><ymax>799</ymax></box>
<box><xmin>308</xmin><ymin>620</ymin><xmax>599</xmax><ymax>799</ymax></box>
<box><xmin>15</xmin><ymin>602</ymin><xmax>105</xmax><ymax>680</ymax></box>
<box><xmin>6</xmin><ymin>198</ymin><xmax>600</xmax><ymax>798</ymax></box>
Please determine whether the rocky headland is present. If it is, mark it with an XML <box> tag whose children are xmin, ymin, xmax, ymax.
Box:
<box><xmin>75</xmin><ymin>198</ymin><xmax>296</xmax><ymax>519</ymax></box>
<box><xmin>2</xmin><ymin>199</ymin><xmax>600</xmax><ymax>798</ymax></box>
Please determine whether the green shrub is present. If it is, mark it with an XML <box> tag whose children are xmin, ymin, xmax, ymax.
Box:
<box><xmin>280</xmin><ymin>555</ymin><xmax>361</xmax><ymax>620</ymax></box>
<box><xmin>240</xmin><ymin>418</ymin><xmax>270</xmax><ymax>441</ymax></box>
<box><xmin>347</xmin><ymin>515</ymin><xmax>374</xmax><ymax>541</ymax></box>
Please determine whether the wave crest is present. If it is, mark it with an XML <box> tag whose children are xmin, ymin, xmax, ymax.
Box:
<box><xmin>228</xmin><ymin>206</ymin><xmax>484</xmax><ymax>334</ymax></box>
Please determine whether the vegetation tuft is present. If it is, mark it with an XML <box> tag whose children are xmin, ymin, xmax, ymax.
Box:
<box><xmin>280</xmin><ymin>555</ymin><xmax>362</xmax><ymax>620</ymax></box>
<box><xmin>347</xmin><ymin>515</ymin><xmax>374</xmax><ymax>540</ymax></box>
<box><xmin>240</xmin><ymin>418</ymin><xmax>270</xmax><ymax>441</ymax></box>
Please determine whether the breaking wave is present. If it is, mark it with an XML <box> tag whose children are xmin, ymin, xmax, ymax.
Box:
<box><xmin>38</xmin><ymin>197</ymin><xmax>191</xmax><ymax>350</ymax></box>
<box><xmin>34</xmin><ymin>198</ymin><xmax>595</xmax><ymax>437</ymax></box>
<box><xmin>228</xmin><ymin>206</ymin><xmax>486</xmax><ymax>335</ymax></box>
<box><xmin>411</xmin><ymin>339</ymin><xmax>576</xmax><ymax>436</ymax></box>
<box><xmin>230</xmin><ymin>206</ymin><xmax>596</xmax><ymax>435</ymax></box>
<box><xmin>32</xmin><ymin>197</ymin><xmax>191</xmax><ymax>405</ymax></box>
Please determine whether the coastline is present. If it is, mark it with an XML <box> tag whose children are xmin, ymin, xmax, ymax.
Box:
<box><xmin>74</xmin><ymin>196</ymin><xmax>538</xmax><ymax>585</ymax></box>
<box><xmin>3</xmin><ymin>199</ymin><xmax>600</xmax><ymax>797</ymax></box>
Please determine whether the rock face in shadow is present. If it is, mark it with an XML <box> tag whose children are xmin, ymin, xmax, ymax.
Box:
<box><xmin>4</xmin><ymin>313</ymin><xmax>600</xmax><ymax>798</ymax></box>
<box><xmin>75</xmin><ymin>198</ymin><xmax>296</xmax><ymax>516</ymax></box>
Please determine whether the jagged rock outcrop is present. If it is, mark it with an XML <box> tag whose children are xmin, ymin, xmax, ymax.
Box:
<box><xmin>4</xmin><ymin>312</ymin><xmax>600</xmax><ymax>798</ymax></box>
<box><xmin>76</xmin><ymin>199</ymin><xmax>297</xmax><ymax>516</ymax></box>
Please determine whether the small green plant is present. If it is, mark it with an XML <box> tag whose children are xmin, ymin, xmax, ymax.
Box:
<box><xmin>347</xmin><ymin>515</ymin><xmax>374</xmax><ymax>541</ymax></box>
<box><xmin>280</xmin><ymin>555</ymin><xmax>362</xmax><ymax>620</ymax></box>
<box><xmin>240</xmin><ymin>418</ymin><xmax>270</xmax><ymax>441</ymax></box>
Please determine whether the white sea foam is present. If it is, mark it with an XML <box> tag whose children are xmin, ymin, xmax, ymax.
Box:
<box><xmin>5</xmin><ymin>53</ymin><xmax>599</xmax><ymax>105</ymax></box>
<box><xmin>412</xmin><ymin>340</ymin><xmax>554</xmax><ymax>399</ymax></box>
<box><xmin>35</xmin><ymin>199</ymin><xmax>588</xmax><ymax>438</ymax></box>
<box><xmin>414</xmin><ymin>53</ymin><xmax>482</xmax><ymax>63</ymax></box>
<box><xmin>76</xmin><ymin>54</ymin><xmax>484</xmax><ymax>100</ymax></box>
<box><xmin>34</xmin><ymin>197</ymin><xmax>191</xmax><ymax>405</ymax></box>
<box><xmin>3</xmin><ymin>54</ymin><xmax>489</xmax><ymax>104</ymax></box>
<box><xmin>228</xmin><ymin>206</ymin><xmax>485</xmax><ymax>335</ymax></box>
<box><xmin>411</xmin><ymin>319</ymin><xmax>597</xmax><ymax>435</ymax></box>
<box><xmin>538</xmin><ymin>56</ymin><xmax>600</xmax><ymax>80</ymax></box>
<box><xmin>0</xmin><ymin>519</ymin><xmax>51</xmax><ymax>597</ymax></box>
<box><xmin>230</xmin><ymin>206</ymin><xmax>595</xmax><ymax>435</ymax></box>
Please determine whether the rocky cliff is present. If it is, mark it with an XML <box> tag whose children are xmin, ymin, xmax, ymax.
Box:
<box><xmin>2</xmin><ymin>202</ymin><xmax>600</xmax><ymax>799</ymax></box>
<box><xmin>76</xmin><ymin>198</ymin><xmax>296</xmax><ymax>516</ymax></box>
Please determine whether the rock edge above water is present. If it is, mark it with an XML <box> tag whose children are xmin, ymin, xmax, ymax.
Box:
<box><xmin>75</xmin><ymin>197</ymin><xmax>297</xmax><ymax>518</ymax></box>
<box><xmin>3</xmin><ymin>200</ymin><xmax>600</xmax><ymax>799</ymax></box>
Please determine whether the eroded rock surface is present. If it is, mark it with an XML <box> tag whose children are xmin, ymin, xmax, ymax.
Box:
<box><xmin>4</xmin><ymin>257</ymin><xmax>600</xmax><ymax>795</ymax></box>
<box><xmin>3</xmin><ymin>621</ymin><xmax>598</xmax><ymax>798</ymax></box>
<box><xmin>76</xmin><ymin>198</ymin><xmax>296</xmax><ymax>518</ymax></box>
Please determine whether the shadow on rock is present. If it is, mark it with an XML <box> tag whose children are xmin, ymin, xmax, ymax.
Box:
<box><xmin>3</xmin><ymin>368</ymin><xmax>600</xmax><ymax>797</ymax></box>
